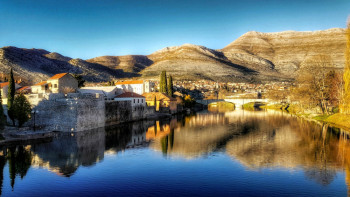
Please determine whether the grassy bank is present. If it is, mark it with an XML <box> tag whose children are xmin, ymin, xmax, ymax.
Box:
<box><xmin>208</xmin><ymin>101</ymin><xmax>235</xmax><ymax>112</ymax></box>
<box><xmin>242</xmin><ymin>102</ymin><xmax>255</xmax><ymax>111</ymax></box>
<box><xmin>242</xmin><ymin>102</ymin><xmax>267</xmax><ymax>111</ymax></box>
<box><xmin>263</xmin><ymin>104</ymin><xmax>350</xmax><ymax>130</ymax></box>
<box><xmin>323</xmin><ymin>114</ymin><xmax>350</xmax><ymax>130</ymax></box>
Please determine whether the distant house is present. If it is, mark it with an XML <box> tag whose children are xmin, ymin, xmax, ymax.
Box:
<box><xmin>31</xmin><ymin>81</ymin><xmax>49</xmax><ymax>94</ymax></box>
<box><xmin>79</xmin><ymin>86</ymin><xmax>122</xmax><ymax>100</ymax></box>
<box><xmin>17</xmin><ymin>86</ymin><xmax>31</xmax><ymax>94</ymax></box>
<box><xmin>116</xmin><ymin>80</ymin><xmax>154</xmax><ymax>95</ymax></box>
<box><xmin>31</xmin><ymin>73</ymin><xmax>78</xmax><ymax>94</ymax></box>
<box><xmin>0</xmin><ymin>82</ymin><xmax>21</xmax><ymax>98</ymax></box>
<box><xmin>142</xmin><ymin>92</ymin><xmax>177</xmax><ymax>112</ymax></box>
<box><xmin>47</xmin><ymin>73</ymin><xmax>78</xmax><ymax>93</ymax></box>
<box><xmin>114</xmin><ymin>92</ymin><xmax>146</xmax><ymax>111</ymax></box>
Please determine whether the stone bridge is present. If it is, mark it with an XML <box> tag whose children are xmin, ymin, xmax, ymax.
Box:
<box><xmin>196</xmin><ymin>98</ymin><xmax>269</xmax><ymax>109</ymax></box>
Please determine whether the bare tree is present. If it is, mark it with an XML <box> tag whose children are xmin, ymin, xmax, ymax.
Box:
<box><xmin>295</xmin><ymin>55</ymin><xmax>337</xmax><ymax>114</ymax></box>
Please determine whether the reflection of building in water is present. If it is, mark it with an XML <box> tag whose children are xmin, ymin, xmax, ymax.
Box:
<box><xmin>146</xmin><ymin>119</ymin><xmax>177</xmax><ymax>141</ymax></box>
<box><xmin>31</xmin><ymin>128</ymin><xmax>105</xmax><ymax>177</ymax></box>
<box><xmin>185</xmin><ymin>113</ymin><xmax>228</xmax><ymax>127</ymax></box>
<box><xmin>105</xmin><ymin>120</ymin><xmax>153</xmax><ymax>153</ymax></box>
<box><xmin>126</xmin><ymin>123</ymin><xmax>148</xmax><ymax>147</ymax></box>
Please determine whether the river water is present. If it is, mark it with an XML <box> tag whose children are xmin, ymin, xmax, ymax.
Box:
<box><xmin>0</xmin><ymin>109</ymin><xmax>349</xmax><ymax>196</ymax></box>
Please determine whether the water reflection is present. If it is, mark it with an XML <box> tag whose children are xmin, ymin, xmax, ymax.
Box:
<box><xmin>0</xmin><ymin>109</ymin><xmax>350</xmax><ymax>194</ymax></box>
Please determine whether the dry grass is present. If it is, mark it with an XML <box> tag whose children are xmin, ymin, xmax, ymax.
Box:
<box><xmin>325</xmin><ymin>113</ymin><xmax>350</xmax><ymax>129</ymax></box>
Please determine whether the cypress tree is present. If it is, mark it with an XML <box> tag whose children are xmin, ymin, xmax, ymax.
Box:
<box><xmin>159</xmin><ymin>71</ymin><xmax>167</xmax><ymax>94</ymax></box>
<box><xmin>167</xmin><ymin>75</ymin><xmax>173</xmax><ymax>97</ymax></box>
<box><xmin>153</xmin><ymin>96</ymin><xmax>157</xmax><ymax>107</ymax></box>
<box><xmin>7</xmin><ymin>68</ymin><xmax>15</xmax><ymax>126</ymax></box>
<box><xmin>0</xmin><ymin>91</ymin><xmax>5</xmax><ymax>130</ymax></box>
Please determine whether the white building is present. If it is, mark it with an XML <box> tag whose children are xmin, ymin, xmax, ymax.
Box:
<box><xmin>78</xmin><ymin>86</ymin><xmax>123</xmax><ymax>100</ymax></box>
<box><xmin>115</xmin><ymin>80</ymin><xmax>154</xmax><ymax>95</ymax></box>
<box><xmin>114</xmin><ymin>92</ymin><xmax>146</xmax><ymax>111</ymax></box>
<box><xmin>0</xmin><ymin>82</ymin><xmax>21</xmax><ymax>98</ymax></box>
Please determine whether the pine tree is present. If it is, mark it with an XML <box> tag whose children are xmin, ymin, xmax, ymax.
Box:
<box><xmin>159</xmin><ymin>71</ymin><xmax>167</xmax><ymax>94</ymax></box>
<box><xmin>7</xmin><ymin>68</ymin><xmax>15</xmax><ymax>126</ymax></box>
<box><xmin>167</xmin><ymin>75</ymin><xmax>173</xmax><ymax>97</ymax></box>
<box><xmin>0</xmin><ymin>91</ymin><xmax>6</xmax><ymax>130</ymax></box>
<box><xmin>342</xmin><ymin>18</ymin><xmax>350</xmax><ymax>114</ymax></box>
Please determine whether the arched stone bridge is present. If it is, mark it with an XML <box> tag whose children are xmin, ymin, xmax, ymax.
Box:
<box><xmin>196</xmin><ymin>99</ymin><xmax>269</xmax><ymax>109</ymax></box>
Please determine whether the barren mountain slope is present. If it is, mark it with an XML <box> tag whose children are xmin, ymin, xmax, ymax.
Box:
<box><xmin>0</xmin><ymin>46</ymin><xmax>126</xmax><ymax>84</ymax></box>
<box><xmin>222</xmin><ymin>28</ymin><xmax>346</xmax><ymax>75</ymax></box>
<box><xmin>87</xmin><ymin>55</ymin><xmax>152</xmax><ymax>73</ymax></box>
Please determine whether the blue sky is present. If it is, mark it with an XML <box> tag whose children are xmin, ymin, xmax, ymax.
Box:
<box><xmin>0</xmin><ymin>0</ymin><xmax>349</xmax><ymax>59</ymax></box>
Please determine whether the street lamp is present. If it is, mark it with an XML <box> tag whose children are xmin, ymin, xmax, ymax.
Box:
<box><xmin>31</xmin><ymin>110</ymin><xmax>39</xmax><ymax>131</ymax></box>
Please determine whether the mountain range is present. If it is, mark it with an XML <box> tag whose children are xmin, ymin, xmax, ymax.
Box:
<box><xmin>0</xmin><ymin>28</ymin><xmax>346</xmax><ymax>84</ymax></box>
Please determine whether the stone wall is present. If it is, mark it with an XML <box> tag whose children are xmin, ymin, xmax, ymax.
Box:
<box><xmin>105</xmin><ymin>100</ymin><xmax>132</xmax><ymax>126</ymax></box>
<box><xmin>23</xmin><ymin>93</ymin><xmax>157</xmax><ymax>132</ymax></box>
<box><xmin>28</xmin><ymin>93</ymin><xmax>105</xmax><ymax>132</ymax></box>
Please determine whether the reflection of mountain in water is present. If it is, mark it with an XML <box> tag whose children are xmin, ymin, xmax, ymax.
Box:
<box><xmin>224</xmin><ymin>112</ymin><xmax>350</xmax><ymax>186</ymax></box>
<box><xmin>149</xmin><ymin>113</ymin><xmax>239</xmax><ymax>158</ymax></box>
<box><xmin>1</xmin><ymin>110</ymin><xmax>350</xmax><ymax>192</ymax></box>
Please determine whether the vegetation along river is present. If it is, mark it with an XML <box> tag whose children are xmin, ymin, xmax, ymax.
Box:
<box><xmin>0</xmin><ymin>108</ymin><xmax>350</xmax><ymax>196</ymax></box>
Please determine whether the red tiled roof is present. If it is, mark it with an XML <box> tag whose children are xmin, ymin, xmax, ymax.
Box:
<box><xmin>0</xmin><ymin>82</ymin><xmax>9</xmax><ymax>88</ymax></box>
<box><xmin>115</xmin><ymin>92</ymin><xmax>145</xmax><ymax>98</ymax></box>
<box><xmin>17</xmin><ymin>86</ymin><xmax>31</xmax><ymax>92</ymax></box>
<box><xmin>33</xmin><ymin>81</ymin><xmax>47</xmax><ymax>86</ymax></box>
<box><xmin>115</xmin><ymin>80</ymin><xmax>143</xmax><ymax>85</ymax></box>
<box><xmin>48</xmin><ymin>73</ymin><xmax>68</xmax><ymax>80</ymax></box>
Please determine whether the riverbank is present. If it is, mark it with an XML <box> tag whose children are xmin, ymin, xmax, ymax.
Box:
<box><xmin>261</xmin><ymin>103</ymin><xmax>350</xmax><ymax>131</ymax></box>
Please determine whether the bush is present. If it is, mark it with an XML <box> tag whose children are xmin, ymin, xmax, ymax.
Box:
<box><xmin>13</xmin><ymin>94</ymin><xmax>31</xmax><ymax>127</ymax></box>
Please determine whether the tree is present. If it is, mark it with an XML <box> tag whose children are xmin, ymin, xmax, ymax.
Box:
<box><xmin>325</xmin><ymin>70</ymin><xmax>343</xmax><ymax>108</ymax></box>
<box><xmin>0</xmin><ymin>91</ymin><xmax>6</xmax><ymax>130</ymax></box>
<box><xmin>293</xmin><ymin>55</ymin><xmax>336</xmax><ymax>114</ymax></box>
<box><xmin>153</xmin><ymin>96</ymin><xmax>157</xmax><ymax>107</ymax></box>
<box><xmin>342</xmin><ymin>18</ymin><xmax>350</xmax><ymax>114</ymax></box>
<box><xmin>72</xmin><ymin>74</ymin><xmax>86</xmax><ymax>88</ymax></box>
<box><xmin>159</xmin><ymin>71</ymin><xmax>167</xmax><ymax>94</ymax></box>
<box><xmin>167</xmin><ymin>75</ymin><xmax>173</xmax><ymax>97</ymax></box>
<box><xmin>183</xmin><ymin>94</ymin><xmax>195</xmax><ymax>108</ymax></box>
<box><xmin>13</xmin><ymin>94</ymin><xmax>31</xmax><ymax>127</ymax></box>
<box><xmin>7</xmin><ymin>68</ymin><xmax>15</xmax><ymax>126</ymax></box>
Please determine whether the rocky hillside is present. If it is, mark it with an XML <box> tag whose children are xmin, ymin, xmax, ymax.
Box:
<box><xmin>0</xmin><ymin>46</ymin><xmax>128</xmax><ymax>84</ymax></box>
<box><xmin>87</xmin><ymin>55</ymin><xmax>152</xmax><ymax>73</ymax></box>
<box><xmin>0</xmin><ymin>28</ymin><xmax>346</xmax><ymax>83</ymax></box>
<box><xmin>222</xmin><ymin>28</ymin><xmax>346</xmax><ymax>76</ymax></box>
<box><xmin>141</xmin><ymin>43</ymin><xmax>285</xmax><ymax>82</ymax></box>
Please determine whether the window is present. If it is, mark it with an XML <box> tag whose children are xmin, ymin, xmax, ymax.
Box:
<box><xmin>138</xmin><ymin>99</ymin><xmax>139</xmax><ymax>103</ymax></box>
<box><xmin>134</xmin><ymin>99</ymin><xmax>135</xmax><ymax>103</ymax></box>
<box><xmin>142</xmin><ymin>99</ymin><xmax>143</xmax><ymax>103</ymax></box>
<box><xmin>54</xmin><ymin>84</ymin><xmax>57</xmax><ymax>88</ymax></box>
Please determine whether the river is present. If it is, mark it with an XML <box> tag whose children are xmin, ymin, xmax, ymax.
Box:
<box><xmin>0</xmin><ymin>109</ymin><xmax>349</xmax><ymax>196</ymax></box>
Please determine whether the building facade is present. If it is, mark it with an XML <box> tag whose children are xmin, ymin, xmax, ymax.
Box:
<box><xmin>116</xmin><ymin>80</ymin><xmax>155</xmax><ymax>95</ymax></box>
<box><xmin>142</xmin><ymin>92</ymin><xmax>177</xmax><ymax>113</ymax></box>
<box><xmin>79</xmin><ymin>86</ymin><xmax>123</xmax><ymax>100</ymax></box>
<box><xmin>31</xmin><ymin>73</ymin><xmax>78</xmax><ymax>94</ymax></box>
